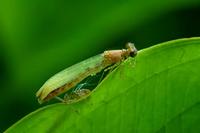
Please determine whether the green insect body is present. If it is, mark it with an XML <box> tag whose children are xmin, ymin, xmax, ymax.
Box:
<box><xmin>36</xmin><ymin>43</ymin><xmax>137</xmax><ymax>104</ymax></box>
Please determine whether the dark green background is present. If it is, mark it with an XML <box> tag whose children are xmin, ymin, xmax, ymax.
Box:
<box><xmin>0</xmin><ymin>0</ymin><xmax>200</xmax><ymax>132</ymax></box>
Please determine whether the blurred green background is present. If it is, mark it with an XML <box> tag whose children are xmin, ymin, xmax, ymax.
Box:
<box><xmin>0</xmin><ymin>0</ymin><xmax>200</xmax><ymax>132</ymax></box>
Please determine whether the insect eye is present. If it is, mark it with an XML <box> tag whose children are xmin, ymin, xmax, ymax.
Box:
<box><xmin>126</xmin><ymin>42</ymin><xmax>137</xmax><ymax>57</ymax></box>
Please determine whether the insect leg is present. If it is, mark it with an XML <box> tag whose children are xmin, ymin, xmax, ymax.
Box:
<box><xmin>64</xmin><ymin>89</ymin><xmax>92</xmax><ymax>104</ymax></box>
<box><xmin>54</xmin><ymin>96</ymin><xmax>66</xmax><ymax>103</ymax></box>
<box><xmin>74</xmin><ymin>83</ymin><xmax>87</xmax><ymax>91</ymax></box>
<box><xmin>105</xmin><ymin>62</ymin><xmax>121</xmax><ymax>72</ymax></box>
<box><xmin>97</xmin><ymin>69</ymin><xmax>107</xmax><ymax>84</ymax></box>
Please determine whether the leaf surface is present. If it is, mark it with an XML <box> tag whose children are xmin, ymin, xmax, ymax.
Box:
<box><xmin>5</xmin><ymin>37</ymin><xmax>200</xmax><ymax>133</ymax></box>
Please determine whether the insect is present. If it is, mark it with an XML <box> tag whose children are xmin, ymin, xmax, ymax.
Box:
<box><xmin>36</xmin><ymin>43</ymin><xmax>137</xmax><ymax>104</ymax></box>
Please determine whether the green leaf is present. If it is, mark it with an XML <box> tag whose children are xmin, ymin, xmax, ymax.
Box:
<box><xmin>5</xmin><ymin>37</ymin><xmax>200</xmax><ymax>133</ymax></box>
